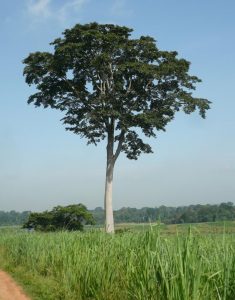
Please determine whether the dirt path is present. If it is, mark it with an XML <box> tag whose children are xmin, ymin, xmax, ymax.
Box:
<box><xmin>0</xmin><ymin>270</ymin><xmax>31</xmax><ymax>300</ymax></box>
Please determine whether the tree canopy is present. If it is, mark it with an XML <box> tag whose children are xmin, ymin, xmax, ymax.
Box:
<box><xmin>23</xmin><ymin>22</ymin><xmax>210</xmax><ymax>160</ymax></box>
<box><xmin>23</xmin><ymin>204</ymin><xmax>95</xmax><ymax>232</ymax></box>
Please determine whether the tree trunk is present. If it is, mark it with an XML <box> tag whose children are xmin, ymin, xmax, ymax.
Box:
<box><xmin>104</xmin><ymin>122</ymin><xmax>124</xmax><ymax>233</ymax></box>
<box><xmin>104</xmin><ymin>157</ymin><xmax>115</xmax><ymax>233</ymax></box>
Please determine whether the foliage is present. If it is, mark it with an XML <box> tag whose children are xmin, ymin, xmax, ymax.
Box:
<box><xmin>23</xmin><ymin>204</ymin><xmax>95</xmax><ymax>232</ymax></box>
<box><xmin>23</xmin><ymin>22</ymin><xmax>210</xmax><ymax>160</ymax></box>
<box><xmin>0</xmin><ymin>210</ymin><xmax>30</xmax><ymax>226</ymax></box>
<box><xmin>0</xmin><ymin>228</ymin><xmax>235</xmax><ymax>300</ymax></box>
<box><xmin>2</xmin><ymin>202</ymin><xmax>234</xmax><ymax>227</ymax></box>
<box><xmin>91</xmin><ymin>202</ymin><xmax>235</xmax><ymax>224</ymax></box>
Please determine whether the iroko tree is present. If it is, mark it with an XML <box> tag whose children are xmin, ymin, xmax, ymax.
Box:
<box><xmin>23</xmin><ymin>23</ymin><xmax>210</xmax><ymax>233</ymax></box>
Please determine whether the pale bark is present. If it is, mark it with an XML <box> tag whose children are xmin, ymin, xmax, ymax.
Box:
<box><xmin>104</xmin><ymin>158</ymin><xmax>115</xmax><ymax>233</ymax></box>
<box><xmin>104</xmin><ymin>118</ymin><xmax>115</xmax><ymax>233</ymax></box>
<box><xmin>104</xmin><ymin>122</ymin><xmax>125</xmax><ymax>233</ymax></box>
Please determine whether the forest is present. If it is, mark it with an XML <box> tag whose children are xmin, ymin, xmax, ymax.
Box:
<box><xmin>0</xmin><ymin>202</ymin><xmax>234</xmax><ymax>226</ymax></box>
<box><xmin>92</xmin><ymin>202</ymin><xmax>235</xmax><ymax>224</ymax></box>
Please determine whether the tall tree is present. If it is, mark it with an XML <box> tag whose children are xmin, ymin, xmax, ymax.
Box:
<box><xmin>23</xmin><ymin>23</ymin><xmax>210</xmax><ymax>233</ymax></box>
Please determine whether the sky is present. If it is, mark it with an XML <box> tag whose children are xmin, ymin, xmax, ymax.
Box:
<box><xmin>0</xmin><ymin>0</ymin><xmax>234</xmax><ymax>212</ymax></box>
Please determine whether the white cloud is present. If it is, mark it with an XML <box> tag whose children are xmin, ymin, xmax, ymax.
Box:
<box><xmin>27</xmin><ymin>0</ymin><xmax>51</xmax><ymax>18</ymax></box>
<box><xmin>26</xmin><ymin>0</ymin><xmax>88</xmax><ymax>23</ymax></box>
<box><xmin>57</xmin><ymin>0</ymin><xmax>88</xmax><ymax>23</ymax></box>
<box><xmin>110</xmin><ymin>0</ymin><xmax>133</xmax><ymax>18</ymax></box>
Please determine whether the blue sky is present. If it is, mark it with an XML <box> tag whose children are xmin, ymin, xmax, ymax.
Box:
<box><xmin>0</xmin><ymin>0</ymin><xmax>234</xmax><ymax>211</ymax></box>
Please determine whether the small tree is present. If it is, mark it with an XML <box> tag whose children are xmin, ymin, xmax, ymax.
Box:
<box><xmin>23</xmin><ymin>204</ymin><xmax>95</xmax><ymax>231</ymax></box>
<box><xmin>23</xmin><ymin>23</ymin><xmax>210</xmax><ymax>233</ymax></box>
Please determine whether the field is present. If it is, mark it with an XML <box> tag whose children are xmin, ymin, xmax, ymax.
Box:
<box><xmin>0</xmin><ymin>222</ymin><xmax>235</xmax><ymax>300</ymax></box>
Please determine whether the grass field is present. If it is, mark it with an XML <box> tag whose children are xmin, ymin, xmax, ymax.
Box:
<box><xmin>0</xmin><ymin>222</ymin><xmax>235</xmax><ymax>300</ymax></box>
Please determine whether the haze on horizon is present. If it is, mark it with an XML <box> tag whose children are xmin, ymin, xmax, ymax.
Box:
<box><xmin>0</xmin><ymin>0</ymin><xmax>234</xmax><ymax>212</ymax></box>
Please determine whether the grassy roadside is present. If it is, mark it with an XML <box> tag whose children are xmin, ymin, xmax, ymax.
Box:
<box><xmin>0</xmin><ymin>247</ymin><xmax>61</xmax><ymax>300</ymax></box>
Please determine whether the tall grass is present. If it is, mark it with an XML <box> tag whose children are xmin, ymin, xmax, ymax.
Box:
<box><xmin>0</xmin><ymin>227</ymin><xmax>234</xmax><ymax>299</ymax></box>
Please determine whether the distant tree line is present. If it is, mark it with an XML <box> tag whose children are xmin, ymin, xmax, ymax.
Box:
<box><xmin>1</xmin><ymin>202</ymin><xmax>234</xmax><ymax>227</ymax></box>
<box><xmin>0</xmin><ymin>210</ymin><xmax>30</xmax><ymax>226</ymax></box>
<box><xmin>91</xmin><ymin>202</ymin><xmax>235</xmax><ymax>224</ymax></box>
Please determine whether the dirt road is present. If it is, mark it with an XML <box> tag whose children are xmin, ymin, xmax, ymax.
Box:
<box><xmin>0</xmin><ymin>270</ymin><xmax>31</xmax><ymax>300</ymax></box>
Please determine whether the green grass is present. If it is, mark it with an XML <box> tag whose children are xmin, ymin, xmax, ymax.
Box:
<box><xmin>0</xmin><ymin>224</ymin><xmax>235</xmax><ymax>299</ymax></box>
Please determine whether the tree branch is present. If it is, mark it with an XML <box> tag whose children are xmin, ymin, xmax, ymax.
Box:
<box><xmin>97</xmin><ymin>74</ymin><xmax>105</xmax><ymax>94</ymax></box>
<box><xmin>109</xmin><ymin>63</ymin><xmax>114</xmax><ymax>80</ymax></box>
<box><xmin>126</xmin><ymin>78</ymin><xmax>132</xmax><ymax>94</ymax></box>
<box><xmin>63</xmin><ymin>77</ymin><xmax>81</xmax><ymax>98</ymax></box>
<box><xmin>145</xmin><ymin>79</ymin><xmax>152</xmax><ymax>90</ymax></box>
<box><xmin>113</xmin><ymin>130</ymin><xmax>125</xmax><ymax>162</ymax></box>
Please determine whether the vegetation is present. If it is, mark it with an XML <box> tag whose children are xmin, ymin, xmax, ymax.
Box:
<box><xmin>0</xmin><ymin>225</ymin><xmax>235</xmax><ymax>300</ymax></box>
<box><xmin>23</xmin><ymin>22</ymin><xmax>210</xmax><ymax>232</ymax></box>
<box><xmin>1</xmin><ymin>202</ymin><xmax>234</xmax><ymax>227</ymax></box>
<box><xmin>92</xmin><ymin>202</ymin><xmax>235</xmax><ymax>224</ymax></box>
<box><xmin>0</xmin><ymin>210</ymin><xmax>30</xmax><ymax>226</ymax></box>
<box><xmin>22</xmin><ymin>204</ymin><xmax>94</xmax><ymax>232</ymax></box>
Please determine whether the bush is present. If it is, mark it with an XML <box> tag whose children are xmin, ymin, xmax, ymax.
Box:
<box><xmin>23</xmin><ymin>204</ymin><xmax>95</xmax><ymax>232</ymax></box>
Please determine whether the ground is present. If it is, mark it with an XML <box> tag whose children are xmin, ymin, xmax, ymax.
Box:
<box><xmin>0</xmin><ymin>270</ymin><xmax>30</xmax><ymax>300</ymax></box>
